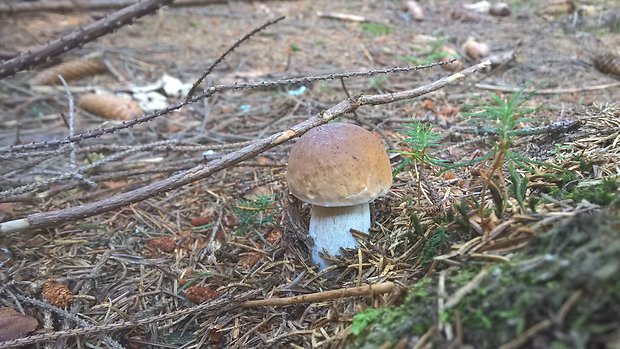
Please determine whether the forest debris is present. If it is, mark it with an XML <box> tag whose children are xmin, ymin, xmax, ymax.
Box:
<box><xmin>541</xmin><ymin>0</ymin><xmax>576</xmax><ymax>15</ymax></box>
<box><xmin>404</xmin><ymin>1</ymin><xmax>424</xmax><ymax>21</ymax></box>
<box><xmin>191</xmin><ymin>216</ymin><xmax>213</xmax><ymax>226</ymax></box>
<box><xmin>439</xmin><ymin>46</ymin><xmax>464</xmax><ymax>71</ymax></box>
<box><xmin>592</xmin><ymin>53</ymin><xmax>620</xmax><ymax>77</ymax></box>
<box><xmin>133</xmin><ymin>91</ymin><xmax>168</xmax><ymax>111</ymax></box>
<box><xmin>29</xmin><ymin>57</ymin><xmax>107</xmax><ymax>86</ymax></box>
<box><xmin>184</xmin><ymin>285</ymin><xmax>218</xmax><ymax>304</ymax></box>
<box><xmin>487</xmin><ymin>50</ymin><xmax>516</xmax><ymax>68</ymax></box>
<box><xmin>462</xmin><ymin>37</ymin><xmax>490</xmax><ymax>60</ymax></box>
<box><xmin>265</xmin><ymin>227</ymin><xmax>283</xmax><ymax>244</ymax></box>
<box><xmin>222</xmin><ymin>214</ymin><xmax>238</xmax><ymax>228</ymax></box>
<box><xmin>146</xmin><ymin>236</ymin><xmax>176</xmax><ymax>253</ymax></box>
<box><xmin>316</xmin><ymin>11</ymin><xmax>366</xmax><ymax>22</ymax></box>
<box><xmin>489</xmin><ymin>2</ymin><xmax>511</xmax><ymax>16</ymax></box>
<box><xmin>463</xmin><ymin>1</ymin><xmax>491</xmax><ymax>13</ymax></box>
<box><xmin>161</xmin><ymin>74</ymin><xmax>192</xmax><ymax>97</ymax></box>
<box><xmin>42</xmin><ymin>280</ymin><xmax>73</xmax><ymax>308</ymax></box>
<box><xmin>0</xmin><ymin>308</ymin><xmax>38</xmax><ymax>342</ymax></box>
<box><xmin>237</xmin><ymin>252</ymin><xmax>264</xmax><ymax>269</ymax></box>
<box><xmin>78</xmin><ymin>93</ymin><xmax>143</xmax><ymax>120</ymax></box>
<box><xmin>0</xmin><ymin>0</ymin><xmax>172</xmax><ymax>79</ymax></box>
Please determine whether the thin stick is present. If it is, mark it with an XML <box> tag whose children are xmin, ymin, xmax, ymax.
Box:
<box><xmin>241</xmin><ymin>282</ymin><xmax>395</xmax><ymax>308</ymax></box>
<box><xmin>498</xmin><ymin>319</ymin><xmax>552</xmax><ymax>349</ymax></box>
<box><xmin>0</xmin><ymin>140</ymin><xmax>176</xmax><ymax>199</ymax></box>
<box><xmin>0</xmin><ymin>0</ymin><xmax>171</xmax><ymax>79</ymax></box>
<box><xmin>58</xmin><ymin>75</ymin><xmax>96</xmax><ymax>188</ymax></box>
<box><xmin>445</xmin><ymin>267</ymin><xmax>489</xmax><ymax>309</ymax></box>
<box><xmin>475</xmin><ymin>81</ymin><xmax>620</xmax><ymax>94</ymax></box>
<box><xmin>0</xmin><ymin>61</ymin><xmax>490</xmax><ymax>235</ymax></box>
<box><xmin>186</xmin><ymin>16</ymin><xmax>285</xmax><ymax>99</ymax></box>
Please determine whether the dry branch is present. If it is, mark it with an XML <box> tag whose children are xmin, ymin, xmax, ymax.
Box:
<box><xmin>241</xmin><ymin>282</ymin><xmax>396</xmax><ymax>307</ymax></box>
<box><xmin>0</xmin><ymin>60</ymin><xmax>491</xmax><ymax>235</ymax></box>
<box><xmin>0</xmin><ymin>0</ymin><xmax>291</xmax><ymax>14</ymax></box>
<box><xmin>0</xmin><ymin>0</ymin><xmax>172</xmax><ymax>79</ymax></box>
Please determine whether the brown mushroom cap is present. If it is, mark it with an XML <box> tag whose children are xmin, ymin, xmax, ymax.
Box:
<box><xmin>286</xmin><ymin>122</ymin><xmax>393</xmax><ymax>207</ymax></box>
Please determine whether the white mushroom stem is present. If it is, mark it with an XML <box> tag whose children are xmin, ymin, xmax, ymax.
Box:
<box><xmin>309</xmin><ymin>203</ymin><xmax>370</xmax><ymax>270</ymax></box>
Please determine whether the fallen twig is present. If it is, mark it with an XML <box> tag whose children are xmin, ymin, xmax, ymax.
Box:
<box><xmin>316</xmin><ymin>11</ymin><xmax>367</xmax><ymax>22</ymax></box>
<box><xmin>241</xmin><ymin>282</ymin><xmax>395</xmax><ymax>308</ymax></box>
<box><xmin>0</xmin><ymin>0</ymin><xmax>172</xmax><ymax>79</ymax></box>
<box><xmin>0</xmin><ymin>61</ymin><xmax>490</xmax><ymax>234</ymax></box>
<box><xmin>445</xmin><ymin>267</ymin><xmax>490</xmax><ymax>309</ymax></box>
<box><xmin>0</xmin><ymin>0</ymin><xmax>295</xmax><ymax>14</ymax></box>
<box><xmin>475</xmin><ymin>81</ymin><xmax>620</xmax><ymax>94</ymax></box>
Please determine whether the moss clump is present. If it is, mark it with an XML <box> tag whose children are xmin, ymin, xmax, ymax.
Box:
<box><xmin>420</xmin><ymin>227</ymin><xmax>448</xmax><ymax>266</ymax></box>
<box><xmin>349</xmin><ymin>279</ymin><xmax>436</xmax><ymax>349</ymax></box>
<box><xmin>349</xmin><ymin>197</ymin><xmax>620</xmax><ymax>348</ymax></box>
<box><xmin>562</xmin><ymin>177</ymin><xmax>618</xmax><ymax>206</ymax></box>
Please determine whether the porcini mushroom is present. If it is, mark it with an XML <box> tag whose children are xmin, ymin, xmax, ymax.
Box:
<box><xmin>286</xmin><ymin>122</ymin><xmax>393</xmax><ymax>269</ymax></box>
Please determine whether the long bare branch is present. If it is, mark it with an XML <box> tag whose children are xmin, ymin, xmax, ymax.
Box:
<box><xmin>0</xmin><ymin>60</ymin><xmax>490</xmax><ymax>235</ymax></box>
<box><xmin>0</xmin><ymin>61</ymin><xmax>449</xmax><ymax>153</ymax></box>
<box><xmin>0</xmin><ymin>0</ymin><xmax>294</xmax><ymax>14</ymax></box>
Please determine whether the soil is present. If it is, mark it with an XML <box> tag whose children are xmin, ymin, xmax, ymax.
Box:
<box><xmin>1</xmin><ymin>0</ymin><xmax>619</xmax><ymax>348</ymax></box>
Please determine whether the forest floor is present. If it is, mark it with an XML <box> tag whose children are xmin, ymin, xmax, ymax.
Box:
<box><xmin>1</xmin><ymin>0</ymin><xmax>619</xmax><ymax>348</ymax></box>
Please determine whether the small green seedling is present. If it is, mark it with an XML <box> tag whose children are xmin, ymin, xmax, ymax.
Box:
<box><xmin>233</xmin><ymin>194</ymin><xmax>276</xmax><ymax>232</ymax></box>
<box><xmin>448</xmin><ymin>90</ymin><xmax>572</xmax><ymax>222</ymax></box>
<box><xmin>394</xmin><ymin>121</ymin><xmax>444</xmax><ymax>207</ymax></box>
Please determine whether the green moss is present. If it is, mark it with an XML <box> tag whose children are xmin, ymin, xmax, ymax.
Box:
<box><xmin>566</xmin><ymin>178</ymin><xmax>618</xmax><ymax>206</ymax></box>
<box><xmin>350</xmin><ymin>199</ymin><xmax>620</xmax><ymax>348</ymax></box>
<box><xmin>359</xmin><ymin>22</ymin><xmax>392</xmax><ymax>37</ymax></box>
<box><xmin>421</xmin><ymin>227</ymin><xmax>448</xmax><ymax>266</ymax></box>
<box><xmin>349</xmin><ymin>279</ymin><xmax>435</xmax><ymax>349</ymax></box>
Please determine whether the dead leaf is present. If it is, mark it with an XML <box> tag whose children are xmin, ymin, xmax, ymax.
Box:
<box><xmin>0</xmin><ymin>308</ymin><xmax>38</xmax><ymax>341</ymax></box>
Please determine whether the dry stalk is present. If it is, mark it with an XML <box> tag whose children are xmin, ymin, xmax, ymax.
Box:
<box><xmin>0</xmin><ymin>61</ymin><xmax>491</xmax><ymax>235</ymax></box>
<box><xmin>241</xmin><ymin>282</ymin><xmax>395</xmax><ymax>308</ymax></box>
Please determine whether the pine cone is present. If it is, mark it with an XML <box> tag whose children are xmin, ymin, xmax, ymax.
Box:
<box><xmin>593</xmin><ymin>53</ymin><xmax>620</xmax><ymax>76</ymax></box>
<box><xmin>78</xmin><ymin>93</ymin><xmax>142</xmax><ymax>120</ymax></box>
<box><xmin>30</xmin><ymin>58</ymin><xmax>107</xmax><ymax>85</ymax></box>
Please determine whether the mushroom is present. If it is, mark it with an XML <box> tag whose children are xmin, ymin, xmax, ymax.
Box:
<box><xmin>286</xmin><ymin>122</ymin><xmax>393</xmax><ymax>269</ymax></box>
